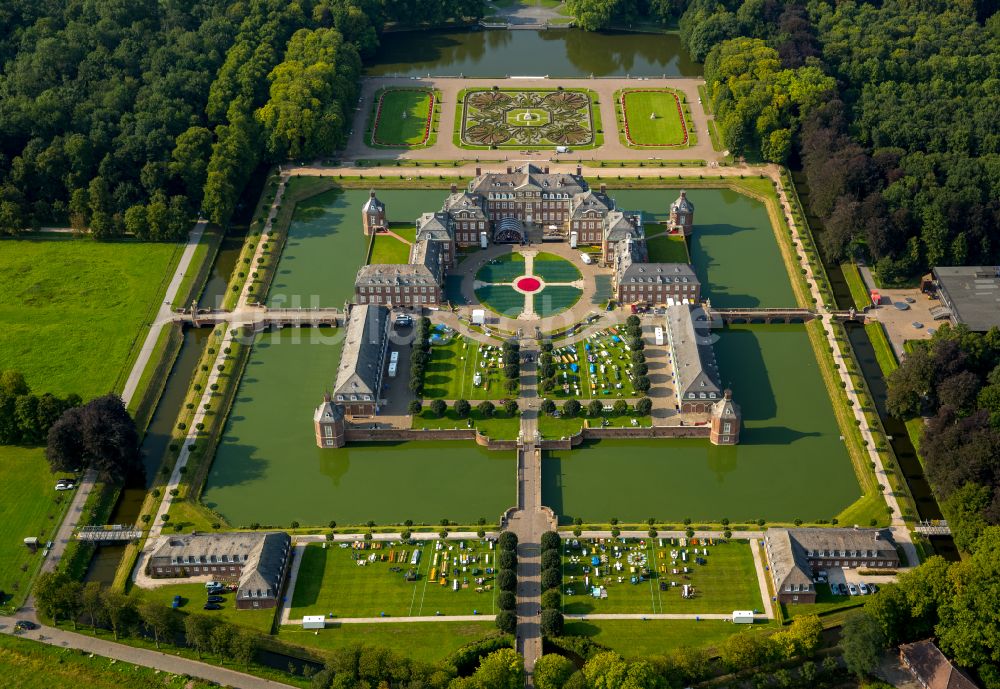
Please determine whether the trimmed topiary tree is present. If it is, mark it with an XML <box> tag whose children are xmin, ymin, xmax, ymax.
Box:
<box><xmin>540</xmin><ymin>588</ymin><xmax>562</xmax><ymax>610</ymax></box>
<box><xmin>497</xmin><ymin>569</ymin><xmax>517</xmax><ymax>592</ymax></box>
<box><xmin>455</xmin><ymin>399</ymin><xmax>471</xmax><ymax>418</ymax></box>
<box><xmin>498</xmin><ymin>549</ymin><xmax>517</xmax><ymax>570</ymax></box>
<box><xmin>495</xmin><ymin>609</ymin><xmax>517</xmax><ymax>634</ymax></box>
<box><xmin>498</xmin><ymin>531</ymin><xmax>518</xmax><ymax>552</ymax></box>
<box><xmin>541</xmin><ymin>549</ymin><xmax>561</xmax><ymax>571</ymax></box>
<box><xmin>540</xmin><ymin>609</ymin><xmax>564</xmax><ymax>637</ymax></box>
<box><xmin>541</xmin><ymin>568</ymin><xmax>561</xmax><ymax>591</ymax></box>
<box><xmin>497</xmin><ymin>590</ymin><xmax>517</xmax><ymax>611</ymax></box>
<box><xmin>541</xmin><ymin>531</ymin><xmax>561</xmax><ymax>551</ymax></box>
<box><xmin>430</xmin><ymin>399</ymin><xmax>447</xmax><ymax>418</ymax></box>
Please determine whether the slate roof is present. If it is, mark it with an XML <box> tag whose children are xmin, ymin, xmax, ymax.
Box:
<box><xmin>333</xmin><ymin>304</ymin><xmax>389</xmax><ymax>399</ymax></box>
<box><xmin>416</xmin><ymin>212</ymin><xmax>454</xmax><ymax>242</ymax></box>
<box><xmin>665</xmin><ymin>304</ymin><xmax>721</xmax><ymax>400</ymax></box>
<box><xmin>468</xmin><ymin>163</ymin><xmax>587</xmax><ymax>197</ymax></box>
<box><xmin>409</xmin><ymin>237</ymin><xmax>446</xmax><ymax>283</ymax></box>
<box><xmin>362</xmin><ymin>190</ymin><xmax>385</xmax><ymax>214</ymax></box>
<box><xmin>671</xmin><ymin>190</ymin><xmax>694</xmax><ymax>214</ymax></box>
<box><xmin>570</xmin><ymin>190</ymin><xmax>613</xmax><ymax>218</ymax></box>
<box><xmin>603</xmin><ymin>209</ymin><xmax>642</xmax><ymax>243</ymax></box>
<box><xmin>442</xmin><ymin>192</ymin><xmax>487</xmax><ymax>220</ymax></box>
<box><xmin>355</xmin><ymin>263</ymin><xmax>439</xmax><ymax>287</ymax></box>
<box><xmin>900</xmin><ymin>640</ymin><xmax>979</xmax><ymax>689</ymax></box>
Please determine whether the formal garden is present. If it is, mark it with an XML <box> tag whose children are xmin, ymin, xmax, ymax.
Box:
<box><xmin>368</xmin><ymin>87</ymin><xmax>440</xmax><ymax>148</ymax></box>
<box><xmin>457</xmin><ymin>88</ymin><xmax>600</xmax><ymax>149</ymax></box>
<box><xmin>616</xmin><ymin>88</ymin><xmax>692</xmax><ymax>148</ymax></box>
<box><xmin>473</xmin><ymin>252</ymin><xmax>583</xmax><ymax>318</ymax></box>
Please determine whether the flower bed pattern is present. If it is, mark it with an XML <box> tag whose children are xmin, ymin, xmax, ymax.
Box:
<box><xmin>371</xmin><ymin>88</ymin><xmax>434</xmax><ymax>147</ymax></box>
<box><xmin>460</xmin><ymin>89</ymin><xmax>595</xmax><ymax>148</ymax></box>
<box><xmin>620</xmin><ymin>89</ymin><xmax>689</xmax><ymax>148</ymax></box>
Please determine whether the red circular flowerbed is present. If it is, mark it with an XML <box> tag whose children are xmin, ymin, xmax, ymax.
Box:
<box><xmin>515</xmin><ymin>277</ymin><xmax>542</xmax><ymax>293</ymax></box>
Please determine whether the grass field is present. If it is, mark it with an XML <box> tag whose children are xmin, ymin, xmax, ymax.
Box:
<box><xmin>413</xmin><ymin>408</ymin><xmax>520</xmax><ymax>440</ymax></box>
<box><xmin>475</xmin><ymin>253</ymin><xmax>526</xmax><ymax>282</ymax></box>
<box><xmin>532</xmin><ymin>252</ymin><xmax>581</xmax><ymax>282</ymax></box>
<box><xmin>369</xmin><ymin>232</ymin><xmax>411</xmax><ymax>264</ymax></box>
<box><xmin>0</xmin><ymin>236</ymin><xmax>180</xmax><ymax>398</ymax></box>
<box><xmin>0</xmin><ymin>634</ymin><xmax>217</xmax><ymax>689</ymax></box>
<box><xmin>645</xmin><ymin>232</ymin><xmax>690</xmax><ymax>263</ymax></box>
<box><xmin>139</xmin><ymin>581</ymin><xmax>277</xmax><ymax>633</ymax></box>
<box><xmin>278</xmin><ymin>621</ymin><xmax>499</xmax><ymax>664</ymax></box>
<box><xmin>289</xmin><ymin>540</ymin><xmax>499</xmax><ymax>618</ymax></box>
<box><xmin>371</xmin><ymin>88</ymin><xmax>434</xmax><ymax>146</ymax></box>
<box><xmin>534</xmin><ymin>286</ymin><xmax>583</xmax><ymax>317</ymax></box>
<box><xmin>538</xmin><ymin>413</ymin><xmax>651</xmax><ymax>440</ymax></box>
<box><xmin>563</xmin><ymin>618</ymin><xmax>774</xmax><ymax>657</ymax></box>
<box><xmin>562</xmin><ymin>538</ymin><xmax>762</xmax><ymax>614</ymax></box>
<box><xmin>542</xmin><ymin>335</ymin><xmax>637</xmax><ymax>400</ymax></box>
<box><xmin>0</xmin><ymin>446</ymin><xmax>67</xmax><ymax>611</ymax></box>
<box><xmin>422</xmin><ymin>334</ymin><xmax>518</xmax><ymax>400</ymax></box>
<box><xmin>620</xmin><ymin>90</ymin><xmax>688</xmax><ymax>147</ymax></box>
<box><xmin>475</xmin><ymin>285</ymin><xmax>525</xmax><ymax>317</ymax></box>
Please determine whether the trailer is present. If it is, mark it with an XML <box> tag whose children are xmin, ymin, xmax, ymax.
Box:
<box><xmin>732</xmin><ymin>610</ymin><xmax>755</xmax><ymax>624</ymax></box>
<box><xmin>303</xmin><ymin>615</ymin><xmax>326</xmax><ymax>630</ymax></box>
<box><xmin>654</xmin><ymin>326</ymin><xmax>664</xmax><ymax>346</ymax></box>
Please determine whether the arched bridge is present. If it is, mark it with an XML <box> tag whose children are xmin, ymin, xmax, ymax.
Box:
<box><xmin>77</xmin><ymin>525</ymin><xmax>144</xmax><ymax>542</ymax></box>
<box><xmin>702</xmin><ymin>307</ymin><xmax>866</xmax><ymax>325</ymax></box>
<box><xmin>913</xmin><ymin>520</ymin><xmax>951</xmax><ymax>536</ymax></box>
<box><xmin>173</xmin><ymin>307</ymin><xmax>343</xmax><ymax>328</ymax></box>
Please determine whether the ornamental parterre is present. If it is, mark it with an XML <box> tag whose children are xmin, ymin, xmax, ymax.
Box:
<box><xmin>620</xmin><ymin>89</ymin><xmax>689</xmax><ymax>147</ymax></box>
<box><xmin>371</xmin><ymin>88</ymin><xmax>434</xmax><ymax>147</ymax></box>
<box><xmin>460</xmin><ymin>89</ymin><xmax>595</xmax><ymax>148</ymax></box>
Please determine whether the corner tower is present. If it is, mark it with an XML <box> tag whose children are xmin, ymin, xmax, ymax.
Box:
<box><xmin>669</xmin><ymin>190</ymin><xmax>694</xmax><ymax>236</ymax></box>
<box><xmin>314</xmin><ymin>394</ymin><xmax>346</xmax><ymax>448</ymax></box>
<box><xmin>710</xmin><ymin>389</ymin><xmax>740</xmax><ymax>445</ymax></box>
<box><xmin>362</xmin><ymin>189</ymin><xmax>386</xmax><ymax>236</ymax></box>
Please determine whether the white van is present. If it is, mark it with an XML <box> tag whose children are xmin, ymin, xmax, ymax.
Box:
<box><xmin>580</xmin><ymin>253</ymin><xmax>592</xmax><ymax>265</ymax></box>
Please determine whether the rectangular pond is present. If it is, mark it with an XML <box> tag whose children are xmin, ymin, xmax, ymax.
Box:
<box><xmin>201</xmin><ymin>329</ymin><xmax>514</xmax><ymax>526</ymax></box>
<box><xmin>542</xmin><ymin>325</ymin><xmax>862</xmax><ymax>523</ymax></box>
<box><xmin>610</xmin><ymin>188</ymin><xmax>795</xmax><ymax>308</ymax></box>
<box><xmin>267</xmin><ymin>188</ymin><xmax>445</xmax><ymax>309</ymax></box>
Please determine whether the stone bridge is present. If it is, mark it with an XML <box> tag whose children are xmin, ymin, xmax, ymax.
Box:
<box><xmin>172</xmin><ymin>307</ymin><xmax>343</xmax><ymax>328</ymax></box>
<box><xmin>913</xmin><ymin>520</ymin><xmax>951</xmax><ymax>536</ymax></box>
<box><xmin>77</xmin><ymin>525</ymin><xmax>144</xmax><ymax>542</ymax></box>
<box><xmin>699</xmin><ymin>307</ymin><xmax>865</xmax><ymax>326</ymax></box>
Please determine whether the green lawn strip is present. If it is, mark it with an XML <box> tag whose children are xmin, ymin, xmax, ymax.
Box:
<box><xmin>0</xmin><ymin>633</ymin><xmax>218</xmax><ymax>689</ymax></box>
<box><xmin>128</xmin><ymin>323</ymin><xmax>184</xmax><ymax>434</ymax></box>
<box><xmin>616</xmin><ymin>88</ymin><xmax>689</xmax><ymax>147</ymax></box>
<box><xmin>778</xmin><ymin>168</ymin><xmax>838</xmax><ymax>308</ymax></box>
<box><xmin>475</xmin><ymin>252</ymin><xmax>526</xmax><ymax>282</ymax></box>
<box><xmin>0</xmin><ymin>236</ymin><xmax>181</xmax><ymax>399</ymax></box>
<box><xmin>697</xmin><ymin>84</ymin><xmax>713</xmax><ymax>116</ymax></box>
<box><xmin>476</xmin><ymin>285</ymin><xmax>525</xmax><ymax>317</ymax></box>
<box><xmin>370</xmin><ymin>88</ymin><xmax>436</xmax><ymax>148</ymax></box>
<box><xmin>865</xmin><ymin>322</ymin><xmax>899</xmax><ymax>373</ymax></box>
<box><xmin>645</xmin><ymin>233</ymin><xmax>690</xmax><ymax>263</ymax></box>
<box><xmin>172</xmin><ymin>223</ymin><xmax>225</xmax><ymax>309</ymax></box>
<box><xmin>562</xmin><ymin>538</ymin><xmax>761</xmax><ymax>615</ymax></box>
<box><xmin>538</xmin><ymin>413</ymin><xmax>651</xmax><ymax>439</ymax></box>
<box><xmin>532</xmin><ymin>252</ymin><xmax>582</xmax><ymax>282</ymax></box>
<box><xmin>562</xmin><ymin>618</ymin><xmax>773</xmax><ymax>658</ymax></box>
<box><xmin>779</xmin><ymin>583</ymin><xmax>863</xmax><ymax>620</ymax></box>
<box><xmin>841</xmin><ymin>262</ymin><xmax>871</xmax><ymax>311</ymax></box>
<box><xmin>0</xmin><ymin>447</ymin><xmax>70</xmax><ymax>613</ymax></box>
<box><xmin>277</xmin><ymin>621</ymin><xmax>499</xmax><ymax>664</ymax></box>
<box><xmin>423</xmin><ymin>335</ymin><xmax>516</xmax><ymax>401</ymax></box>
<box><xmin>290</xmin><ymin>540</ymin><xmax>498</xmax><ymax>619</ymax></box>
<box><xmin>139</xmin><ymin>581</ymin><xmax>277</xmax><ymax>633</ymax></box>
<box><xmin>390</xmin><ymin>224</ymin><xmax>417</xmax><ymax>243</ymax></box>
<box><xmin>535</xmin><ymin>286</ymin><xmax>583</xmax><ymax>317</ymax></box>
<box><xmin>706</xmin><ymin>120</ymin><xmax>724</xmax><ymax>152</ymax></box>
<box><xmin>413</xmin><ymin>409</ymin><xmax>520</xmax><ymax>440</ymax></box>
<box><xmin>369</xmin><ymin>232</ymin><xmax>412</xmax><ymax>264</ymax></box>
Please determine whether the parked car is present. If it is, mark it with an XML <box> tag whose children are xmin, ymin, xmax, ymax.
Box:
<box><xmin>838</xmin><ymin>583</ymin><xmax>849</xmax><ymax>596</ymax></box>
<box><xmin>203</xmin><ymin>603</ymin><xmax>222</xmax><ymax>611</ymax></box>
<box><xmin>206</xmin><ymin>586</ymin><xmax>226</xmax><ymax>595</ymax></box>
<box><xmin>868</xmin><ymin>583</ymin><xmax>879</xmax><ymax>593</ymax></box>
<box><xmin>171</xmin><ymin>595</ymin><xmax>182</xmax><ymax>608</ymax></box>
<box><xmin>848</xmin><ymin>583</ymin><xmax>859</xmax><ymax>596</ymax></box>
<box><xmin>859</xmin><ymin>583</ymin><xmax>870</xmax><ymax>595</ymax></box>
<box><xmin>54</xmin><ymin>482</ymin><xmax>75</xmax><ymax>491</ymax></box>
<box><xmin>204</xmin><ymin>580</ymin><xmax>222</xmax><ymax>589</ymax></box>
<box><xmin>207</xmin><ymin>595</ymin><xmax>225</xmax><ymax>603</ymax></box>
<box><xmin>13</xmin><ymin>620</ymin><xmax>38</xmax><ymax>632</ymax></box>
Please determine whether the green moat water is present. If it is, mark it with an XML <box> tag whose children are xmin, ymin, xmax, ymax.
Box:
<box><xmin>543</xmin><ymin>325</ymin><xmax>860</xmax><ymax>523</ymax></box>
<box><xmin>201</xmin><ymin>329</ymin><xmax>514</xmax><ymax>526</ymax></box>
<box><xmin>366</xmin><ymin>29</ymin><xmax>700</xmax><ymax>78</ymax></box>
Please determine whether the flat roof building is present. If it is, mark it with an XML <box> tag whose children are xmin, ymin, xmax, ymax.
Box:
<box><xmin>931</xmin><ymin>266</ymin><xmax>1000</xmax><ymax>332</ymax></box>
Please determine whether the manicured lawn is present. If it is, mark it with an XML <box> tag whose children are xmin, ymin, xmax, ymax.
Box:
<box><xmin>620</xmin><ymin>89</ymin><xmax>688</xmax><ymax>147</ymax></box>
<box><xmin>0</xmin><ymin>634</ymin><xmax>217</xmax><ymax>689</ymax></box>
<box><xmin>571</xmin><ymin>329</ymin><xmax>638</xmax><ymax>398</ymax></box>
<box><xmin>538</xmin><ymin>413</ymin><xmax>651</xmax><ymax>440</ymax></box>
<box><xmin>371</xmin><ymin>88</ymin><xmax>434</xmax><ymax>146</ymax></box>
<box><xmin>532</xmin><ymin>252</ymin><xmax>582</xmax><ymax>282</ymax></box>
<box><xmin>459</xmin><ymin>88</ymin><xmax>597</xmax><ymax>149</ymax></box>
<box><xmin>645</xmin><ymin>232</ymin><xmax>690</xmax><ymax>263</ymax></box>
<box><xmin>137</xmin><ymin>581</ymin><xmax>277</xmax><ymax>633</ymax></box>
<box><xmin>562</xmin><ymin>538</ymin><xmax>762</xmax><ymax>614</ymax></box>
<box><xmin>0</xmin><ymin>236</ymin><xmax>180</xmax><ymax>398</ymax></box>
<box><xmin>422</xmin><ymin>334</ymin><xmax>518</xmax><ymax>400</ymax></box>
<box><xmin>278</xmin><ymin>621</ymin><xmax>499</xmax><ymax>664</ymax></box>
<box><xmin>369</xmin><ymin>232</ymin><xmax>411</xmax><ymax>264</ymax></box>
<box><xmin>563</xmin><ymin>619</ymin><xmax>773</xmax><ymax>657</ymax></box>
<box><xmin>476</xmin><ymin>285</ymin><xmax>525</xmax><ymax>317</ymax></box>
<box><xmin>413</xmin><ymin>409</ymin><xmax>521</xmax><ymax>440</ymax></box>
<box><xmin>289</xmin><ymin>540</ymin><xmax>499</xmax><ymax>618</ymax></box>
<box><xmin>780</xmin><ymin>582</ymin><xmax>862</xmax><ymax>619</ymax></box>
<box><xmin>475</xmin><ymin>252</ymin><xmax>526</xmax><ymax>282</ymax></box>
<box><xmin>534</xmin><ymin>286</ymin><xmax>582</xmax><ymax>317</ymax></box>
<box><xmin>0</xmin><ymin>446</ymin><xmax>67</xmax><ymax>611</ymax></box>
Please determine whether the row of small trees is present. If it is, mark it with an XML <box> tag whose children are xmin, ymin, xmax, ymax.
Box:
<box><xmin>494</xmin><ymin>531</ymin><xmax>519</xmax><ymax>634</ymax></box>
<box><xmin>538</xmin><ymin>397</ymin><xmax>653</xmax><ymax>418</ymax></box>
<box><xmin>34</xmin><ymin>572</ymin><xmax>260</xmax><ymax>664</ymax></box>
<box><xmin>410</xmin><ymin>398</ymin><xmax>520</xmax><ymax>419</ymax></box>
<box><xmin>409</xmin><ymin>317</ymin><xmax>433</xmax><ymax>397</ymax></box>
<box><xmin>539</xmin><ymin>531</ymin><xmax>565</xmax><ymax>637</ymax></box>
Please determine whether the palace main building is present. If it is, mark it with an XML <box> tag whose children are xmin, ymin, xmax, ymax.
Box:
<box><xmin>354</xmin><ymin>164</ymin><xmax>701</xmax><ymax>308</ymax></box>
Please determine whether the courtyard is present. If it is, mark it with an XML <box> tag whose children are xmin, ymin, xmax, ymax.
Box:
<box><xmin>541</xmin><ymin>330</ymin><xmax>638</xmax><ymax>400</ymax></box>
<box><xmin>289</xmin><ymin>539</ymin><xmax>499</xmax><ymax>619</ymax></box>
<box><xmin>457</xmin><ymin>88</ymin><xmax>600</xmax><ymax>149</ymax></box>
<box><xmin>422</xmin><ymin>331</ymin><xmax>519</xmax><ymax>400</ymax></box>
<box><xmin>473</xmin><ymin>250</ymin><xmax>584</xmax><ymax>319</ymax></box>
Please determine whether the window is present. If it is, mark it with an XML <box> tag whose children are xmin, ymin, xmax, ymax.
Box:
<box><xmin>723</xmin><ymin>422</ymin><xmax>731</xmax><ymax>433</ymax></box>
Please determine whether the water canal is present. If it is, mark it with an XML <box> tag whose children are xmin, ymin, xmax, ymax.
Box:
<box><xmin>543</xmin><ymin>325</ymin><xmax>861</xmax><ymax>523</ymax></box>
<box><xmin>366</xmin><ymin>29</ymin><xmax>701</xmax><ymax>78</ymax></box>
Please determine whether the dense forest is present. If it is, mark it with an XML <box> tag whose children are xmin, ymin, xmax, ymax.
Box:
<box><xmin>0</xmin><ymin>0</ymin><xmax>483</xmax><ymax>237</ymax></box>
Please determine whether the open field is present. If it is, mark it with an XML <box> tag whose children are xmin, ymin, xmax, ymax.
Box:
<box><xmin>563</xmin><ymin>618</ymin><xmax>775</xmax><ymax>658</ymax></box>
<box><xmin>539</xmin><ymin>412</ymin><xmax>652</xmax><ymax>440</ymax></box>
<box><xmin>0</xmin><ymin>447</ymin><xmax>68</xmax><ymax>611</ymax></box>
<box><xmin>645</xmin><ymin>232</ymin><xmax>690</xmax><ymax>263</ymax></box>
<box><xmin>202</xmin><ymin>331</ymin><xmax>513</xmax><ymax>527</ymax></box>
<box><xmin>618</xmin><ymin>89</ymin><xmax>689</xmax><ymax>146</ymax></box>
<box><xmin>290</xmin><ymin>539</ymin><xmax>498</xmax><ymax>618</ymax></box>
<box><xmin>422</xmin><ymin>333</ymin><xmax>518</xmax><ymax>400</ymax></box>
<box><xmin>370</xmin><ymin>88</ymin><xmax>436</xmax><ymax>147</ymax></box>
<box><xmin>0</xmin><ymin>236</ymin><xmax>180</xmax><ymax>398</ymax></box>
<box><xmin>278</xmin><ymin>621</ymin><xmax>499</xmax><ymax>664</ymax></box>
<box><xmin>413</xmin><ymin>408</ymin><xmax>520</xmax><ymax>440</ymax></box>
<box><xmin>0</xmin><ymin>634</ymin><xmax>217</xmax><ymax>689</ymax></box>
<box><xmin>139</xmin><ymin>581</ymin><xmax>277</xmax><ymax>633</ymax></box>
<box><xmin>542</xmin><ymin>330</ymin><xmax>638</xmax><ymax>400</ymax></box>
<box><xmin>369</xmin><ymin>232</ymin><xmax>411</xmax><ymax>264</ymax></box>
<box><xmin>562</xmin><ymin>537</ymin><xmax>762</xmax><ymax>614</ymax></box>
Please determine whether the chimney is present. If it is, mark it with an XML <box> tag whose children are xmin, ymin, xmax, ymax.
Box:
<box><xmin>544</xmin><ymin>166</ymin><xmax>549</xmax><ymax>174</ymax></box>
<box><xmin>576</xmin><ymin>165</ymin><xmax>582</xmax><ymax>176</ymax></box>
<box><xmin>507</xmin><ymin>166</ymin><xmax>512</xmax><ymax>174</ymax></box>
<box><xmin>450</xmin><ymin>183</ymin><xmax>457</xmax><ymax>194</ymax></box>
<box><xmin>475</xmin><ymin>167</ymin><xmax>481</xmax><ymax>177</ymax></box>
<box><xmin>600</xmin><ymin>183</ymin><xmax>607</xmax><ymax>194</ymax></box>
<box><xmin>724</xmin><ymin>389</ymin><xmax>732</xmax><ymax>400</ymax></box>
<box><xmin>369</xmin><ymin>189</ymin><xmax>376</xmax><ymax>199</ymax></box>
